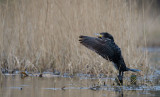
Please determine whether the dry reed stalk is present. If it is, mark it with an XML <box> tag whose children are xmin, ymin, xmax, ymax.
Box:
<box><xmin>0</xmin><ymin>0</ymin><xmax>157</xmax><ymax>76</ymax></box>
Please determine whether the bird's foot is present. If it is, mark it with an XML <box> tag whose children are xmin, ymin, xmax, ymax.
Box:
<box><xmin>115</xmin><ymin>75</ymin><xmax>123</xmax><ymax>86</ymax></box>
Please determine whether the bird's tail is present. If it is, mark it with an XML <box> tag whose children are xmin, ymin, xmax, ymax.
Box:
<box><xmin>127</xmin><ymin>68</ymin><xmax>141</xmax><ymax>72</ymax></box>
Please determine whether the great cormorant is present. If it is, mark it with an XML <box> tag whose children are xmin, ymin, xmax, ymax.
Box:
<box><xmin>79</xmin><ymin>32</ymin><xmax>140</xmax><ymax>84</ymax></box>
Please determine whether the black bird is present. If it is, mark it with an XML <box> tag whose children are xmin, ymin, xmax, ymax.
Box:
<box><xmin>79</xmin><ymin>32</ymin><xmax>140</xmax><ymax>83</ymax></box>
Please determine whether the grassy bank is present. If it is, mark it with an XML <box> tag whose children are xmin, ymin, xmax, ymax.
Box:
<box><xmin>0</xmin><ymin>0</ymin><xmax>158</xmax><ymax>76</ymax></box>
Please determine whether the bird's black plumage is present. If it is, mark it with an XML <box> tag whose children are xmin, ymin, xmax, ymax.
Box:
<box><xmin>79</xmin><ymin>32</ymin><xmax>140</xmax><ymax>80</ymax></box>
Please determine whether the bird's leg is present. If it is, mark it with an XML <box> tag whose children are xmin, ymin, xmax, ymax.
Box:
<box><xmin>119</xmin><ymin>70</ymin><xmax>121</xmax><ymax>76</ymax></box>
<box><xmin>117</xmin><ymin>70</ymin><xmax>123</xmax><ymax>85</ymax></box>
<box><xmin>121</xmin><ymin>71</ymin><xmax>124</xmax><ymax>78</ymax></box>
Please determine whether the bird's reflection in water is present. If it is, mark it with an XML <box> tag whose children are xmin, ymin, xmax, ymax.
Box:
<box><xmin>114</xmin><ymin>87</ymin><xmax>123</xmax><ymax>97</ymax></box>
<box><xmin>117</xmin><ymin>90</ymin><xmax>123</xmax><ymax>97</ymax></box>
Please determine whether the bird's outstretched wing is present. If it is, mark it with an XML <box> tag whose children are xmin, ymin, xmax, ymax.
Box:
<box><xmin>79</xmin><ymin>35</ymin><xmax>121</xmax><ymax>61</ymax></box>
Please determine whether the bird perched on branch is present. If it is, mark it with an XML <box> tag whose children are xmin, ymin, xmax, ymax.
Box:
<box><xmin>79</xmin><ymin>32</ymin><xmax>140</xmax><ymax>85</ymax></box>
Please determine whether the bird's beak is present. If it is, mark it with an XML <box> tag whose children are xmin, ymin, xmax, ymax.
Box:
<box><xmin>95</xmin><ymin>33</ymin><xmax>102</xmax><ymax>38</ymax></box>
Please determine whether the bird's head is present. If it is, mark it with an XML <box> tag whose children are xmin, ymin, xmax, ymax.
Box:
<box><xmin>96</xmin><ymin>32</ymin><xmax>114</xmax><ymax>41</ymax></box>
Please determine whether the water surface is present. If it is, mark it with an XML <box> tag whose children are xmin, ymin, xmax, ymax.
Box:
<box><xmin>1</xmin><ymin>74</ymin><xmax>160</xmax><ymax>97</ymax></box>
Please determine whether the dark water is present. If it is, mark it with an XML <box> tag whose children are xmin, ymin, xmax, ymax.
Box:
<box><xmin>0</xmin><ymin>74</ymin><xmax>160</xmax><ymax>97</ymax></box>
<box><xmin>0</xmin><ymin>47</ymin><xmax>160</xmax><ymax>97</ymax></box>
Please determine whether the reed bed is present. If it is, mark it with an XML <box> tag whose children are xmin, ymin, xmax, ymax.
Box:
<box><xmin>0</xmin><ymin>0</ymin><xmax>158</xmax><ymax>77</ymax></box>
